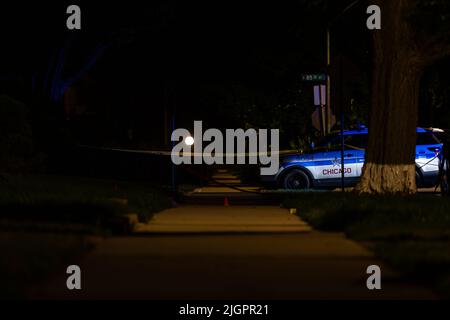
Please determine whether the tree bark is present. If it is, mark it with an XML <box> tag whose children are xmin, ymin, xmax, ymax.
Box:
<box><xmin>356</xmin><ymin>0</ymin><xmax>424</xmax><ymax>194</ymax></box>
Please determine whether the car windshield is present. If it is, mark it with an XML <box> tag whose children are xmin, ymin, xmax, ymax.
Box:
<box><xmin>314</xmin><ymin>134</ymin><xmax>339</xmax><ymax>150</ymax></box>
<box><xmin>314</xmin><ymin>134</ymin><xmax>366</xmax><ymax>151</ymax></box>
<box><xmin>417</xmin><ymin>132</ymin><xmax>441</xmax><ymax>145</ymax></box>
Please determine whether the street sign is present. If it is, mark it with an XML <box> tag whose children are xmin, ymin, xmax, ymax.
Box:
<box><xmin>312</xmin><ymin>85</ymin><xmax>335</xmax><ymax>135</ymax></box>
<box><xmin>301</xmin><ymin>74</ymin><xmax>327</xmax><ymax>82</ymax></box>
<box><xmin>312</xmin><ymin>105</ymin><xmax>336</xmax><ymax>135</ymax></box>
<box><xmin>311</xmin><ymin>108</ymin><xmax>322</xmax><ymax>132</ymax></box>
<box><xmin>313</xmin><ymin>85</ymin><xmax>326</xmax><ymax>106</ymax></box>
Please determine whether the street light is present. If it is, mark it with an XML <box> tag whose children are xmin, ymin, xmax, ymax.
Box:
<box><xmin>185</xmin><ymin>136</ymin><xmax>194</xmax><ymax>146</ymax></box>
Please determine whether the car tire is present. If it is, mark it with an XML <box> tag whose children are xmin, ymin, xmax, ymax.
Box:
<box><xmin>281</xmin><ymin>169</ymin><xmax>311</xmax><ymax>190</ymax></box>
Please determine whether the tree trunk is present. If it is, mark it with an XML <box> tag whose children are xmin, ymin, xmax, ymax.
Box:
<box><xmin>356</xmin><ymin>0</ymin><xmax>423</xmax><ymax>194</ymax></box>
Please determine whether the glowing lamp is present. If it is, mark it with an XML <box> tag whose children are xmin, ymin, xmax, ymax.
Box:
<box><xmin>185</xmin><ymin>136</ymin><xmax>194</xmax><ymax>146</ymax></box>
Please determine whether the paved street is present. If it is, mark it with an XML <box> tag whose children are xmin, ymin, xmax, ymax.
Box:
<box><xmin>30</xmin><ymin>204</ymin><xmax>437</xmax><ymax>300</ymax></box>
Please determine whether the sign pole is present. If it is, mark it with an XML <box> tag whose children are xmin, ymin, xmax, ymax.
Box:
<box><xmin>339</xmin><ymin>55</ymin><xmax>345</xmax><ymax>192</ymax></box>
<box><xmin>320</xmin><ymin>105</ymin><xmax>325</xmax><ymax>136</ymax></box>
<box><xmin>314</xmin><ymin>85</ymin><xmax>327</xmax><ymax>136</ymax></box>
<box><xmin>326</xmin><ymin>29</ymin><xmax>331</xmax><ymax>135</ymax></box>
<box><xmin>340</xmin><ymin>113</ymin><xmax>345</xmax><ymax>192</ymax></box>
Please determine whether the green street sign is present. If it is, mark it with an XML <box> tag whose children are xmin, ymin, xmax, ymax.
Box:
<box><xmin>301</xmin><ymin>74</ymin><xmax>327</xmax><ymax>82</ymax></box>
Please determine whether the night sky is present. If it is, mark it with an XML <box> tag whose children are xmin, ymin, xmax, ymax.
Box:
<box><xmin>2</xmin><ymin>1</ymin><xmax>370</xmax><ymax>148</ymax></box>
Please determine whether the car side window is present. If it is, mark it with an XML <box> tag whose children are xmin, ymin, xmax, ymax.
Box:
<box><xmin>359</xmin><ymin>135</ymin><xmax>368</xmax><ymax>149</ymax></box>
<box><xmin>326</xmin><ymin>136</ymin><xmax>344</xmax><ymax>151</ymax></box>
<box><xmin>327</xmin><ymin>135</ymin><xmax>366</xmax><ymax>151</ymax></box>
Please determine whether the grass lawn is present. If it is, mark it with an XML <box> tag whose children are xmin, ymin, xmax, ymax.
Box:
<box><xmin>0</xmin><ymin>174</ymin><xmax>172</xmax><ymax>299</ymax></box>
<box><xmin>284</xmin><ymin>193</ymin><xmax>450</xmax><ymax>298</ymax></box>
<box><xmin>0</xmin><ymin>174</ymin><xmax>172</xmax><ymax>227</ymax></box>
<box><xmin>0</xmin><ymin>233</ymin><xmax>95</xmax><ymax>299</ymax></box>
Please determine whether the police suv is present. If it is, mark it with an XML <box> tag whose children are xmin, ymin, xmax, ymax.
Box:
<box><xmin>262</xmin><ymin>127</ymin><xmax>443</xmax><ymax>190</ymax></box>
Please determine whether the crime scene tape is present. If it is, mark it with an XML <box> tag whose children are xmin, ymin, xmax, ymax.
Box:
<box><xmin>79</xmin><ymin>145</ymin><xmax>298</xmax><ymax>157</ymax></box>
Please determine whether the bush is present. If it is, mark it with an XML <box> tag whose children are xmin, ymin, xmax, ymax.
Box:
<box><xmin>0</xmin><ymin>175</ymin><xmax>171</xmax><ymax>230</ymax></box>
<box><xmin>284</xmin><ymin>193</ymin><xmax>450</xmax><ymax>234</ymax></box>
<box><xmin>0</xmin><ymin>95</ymin><xmax>38</xmax><ymax>173</ymax></box>
<box><xmin>0</xmin><ymin>232</ymin><xmax>95</xmax><ymax>299</ymax></box>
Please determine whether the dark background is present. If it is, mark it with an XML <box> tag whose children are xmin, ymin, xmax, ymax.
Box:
<box><xmin>0</xmin><ymin>1</ymin><xmax>449</xmax><ymax>179</ymax></box>
<box><xmin>1</xmin><ymin>1</ymin><xmax>370</xmax><ymax>147</ymax></box>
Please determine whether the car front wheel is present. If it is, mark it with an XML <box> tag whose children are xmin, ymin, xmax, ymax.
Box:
<box><xmin>281</xmin><ymin>169</ymin><xmax>311</xmax><ymax>190</ymax></box>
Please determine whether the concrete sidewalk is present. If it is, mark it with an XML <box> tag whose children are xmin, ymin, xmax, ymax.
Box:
<box><xmin>134</xmin><ymin>205</ymin><xmax>312</xmax><ymax>233</ymax></box>
<box><xmin>29</xmin><ymin>205</ymin><xmax>438</xmax><ymax>300</ymax></box>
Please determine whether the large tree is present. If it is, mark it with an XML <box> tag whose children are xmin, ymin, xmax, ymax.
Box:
<box><xmin>356</xmin><ymin>0</ymin><xmax>450</xmax><ymax>194</ymax></box>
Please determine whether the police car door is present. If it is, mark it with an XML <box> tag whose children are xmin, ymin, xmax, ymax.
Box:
<box><xmin>314</xmin><ymin>135</ymin><xmax>358</xmax><ymax>184</ymax></box>
<box><xmin>348</xmin><ymin>134</ymin><xmax>367</xmax><ymax>178</ymax></box>
<box><xmin>336</xmin><ymin>134</ymin><xmax>360</xmax><ymax>180</ymax></box>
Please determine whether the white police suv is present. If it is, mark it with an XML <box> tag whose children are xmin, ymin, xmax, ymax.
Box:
<box><xmin>262</xmin><ymin>127</ymin><xmax>443</xmax><ymax>190</ymax></box>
